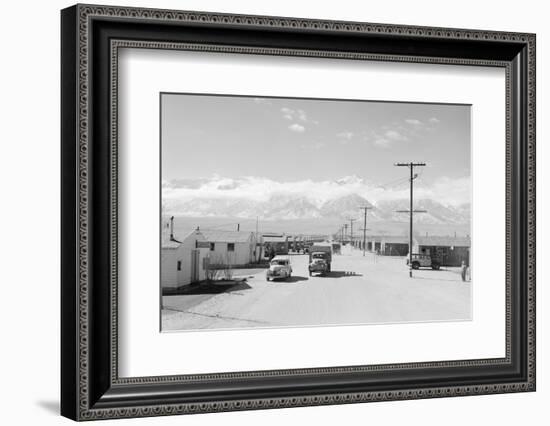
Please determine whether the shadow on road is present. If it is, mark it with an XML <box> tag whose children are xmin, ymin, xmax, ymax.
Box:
<box><xmin>168</xmin><ymin>281</ymin><xmax>252</xmax><ymax>296</ymax></box>
<box><xmin>270</xmin><ymin>275</ymin><xmax>309</xmax><ymax>283</ymax></box>
<box><xmin>413</xmin><ymin>276</ymin><xmax>464</xmax><ymax>283</ymax></box>
<box><xmin>317</xmin><ymin>271</ymin><xmax>363</xmax><ymax>278</ymax></box>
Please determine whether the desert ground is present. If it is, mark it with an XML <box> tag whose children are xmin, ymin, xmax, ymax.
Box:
<box><xmin>162</xmin><ymin>245</ymin><xmax>471</xmax><ymax>331</ymax></box>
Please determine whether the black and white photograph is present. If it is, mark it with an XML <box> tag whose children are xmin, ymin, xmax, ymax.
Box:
<box><xmin>160</xmin><ymin>93</ymin><xmax>472</xmax><ymax>331</ymax></box>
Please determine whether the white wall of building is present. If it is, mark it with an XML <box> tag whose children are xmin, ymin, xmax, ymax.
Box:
<box><xmin>161</xmin><ymin>232</ymin><xmax>209</xmax><ymax>289</ymax></box>
<box><xmin>178</xmin><ymin>233</ymin><xmax>209</xmax><ymax>284</ymax></box>
<box><xmin>208</xmin><ymin>240</ymin><xmax>254</xmax><ymax>266</ymax></box>
<box><xmin>160</xmin><ymin>248</ymin><xmax>179</xmax><ymax>288</ymax></box>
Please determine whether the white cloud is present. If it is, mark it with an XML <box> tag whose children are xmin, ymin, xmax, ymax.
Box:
<box><xmin>422</xmin><ymin>175</ymin><xmax>470</xmax><ymax>206</ymax></box>
<box><xmin>302</xmin><ymin>142</ymin><xmax>325</xmax><ymax>150</ymax></box>
<box><xmin>281</xmin><ymin>107</ymin><xmax>294</xmax><ymax>120</ymax></box>
<box><xmin>429</xmin><ymin>117</ymin><xmax>440</xmax><ymax>124</ymax></box>
<box><xmin>253</xmin><ymin>98</ymin><xmax>272</xmax><ymax>105</ymax></box>
<box><xmin>368</xmin><ymin>127</ymin><xmax>408</xmax><ymax>148</ymax></box>
<box><xmin>384</xmin><ymin>130</ymin><xmax>408</xmax><ymax>141</ymax></box>
<box><xmin>288</xmin><ymin>123</ymin><xmax>305</xmax><ymax>133</ymax></box>
<box><xmin>373</xmin><ymin>138</ymin><xmax>391</xmax><ymax>148</ymax></box>
<box><xmin>336</xmin><ymin>131</ymin><xmax>354</xmax><ymax>140</ymax></box>
<box><xmin>280</xmin><ymin>107</ymin><xmax>314</xmax><ymax>124</ymax></box>
<box><xmin>405</xmin><ymin>118</ymin><xmax>423</xmax><ymax>126</ymax></box>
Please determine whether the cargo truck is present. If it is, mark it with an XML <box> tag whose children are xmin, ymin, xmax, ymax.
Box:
<box><xmin>308</xmin><ymin>243</ymin><xmax>333</xmax><ymax>276</ymax></box>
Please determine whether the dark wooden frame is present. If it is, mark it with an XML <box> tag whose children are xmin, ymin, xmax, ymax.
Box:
<box><xmin>61</xmin><ymin>4</ymin><xmax>536</xmax><ymax>421</ymax></box>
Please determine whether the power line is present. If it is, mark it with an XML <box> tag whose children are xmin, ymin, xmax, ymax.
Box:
<box><xmin>376</xmin><ymin>175</ymin><xmax>410</xmax><ymax>190</ymax></box>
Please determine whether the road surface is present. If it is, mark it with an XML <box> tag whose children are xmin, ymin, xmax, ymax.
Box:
<box><xmin>162</xmin><ymin>247</ymin><xmax>471</xmax><ymax>331</ymax></box>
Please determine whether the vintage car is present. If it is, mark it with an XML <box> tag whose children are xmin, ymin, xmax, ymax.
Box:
<box><xmin>407</xmin><ymin>253</ymin><xmax>441</xmax><ymax>270</ymax></box>
<box><xmin>266</xmin><ymin>256</ymin><xmax>292</xmax><ymax>281</ymax></box>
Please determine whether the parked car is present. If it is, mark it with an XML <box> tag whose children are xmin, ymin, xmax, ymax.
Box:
<box><xmin>266</xmin><ymin>256</ymin><xmax>292</xmax><ymax>281</ymax></box>
<box><xmin>407</xmin><ymin>253</ymin><xmax>441</xmax><ymax>270</ymax></box>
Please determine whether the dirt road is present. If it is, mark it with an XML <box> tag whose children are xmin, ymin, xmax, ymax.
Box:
<box><xmin>162</xmin><ymin>247</ymin><xmax>471</xmax><ymax>331</ymax></box>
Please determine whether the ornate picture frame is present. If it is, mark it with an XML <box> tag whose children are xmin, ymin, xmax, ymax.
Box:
<box><xmin>61</xmin><ymin>4</ymin><xmax>535</xmax><ymax>421</ymax></box>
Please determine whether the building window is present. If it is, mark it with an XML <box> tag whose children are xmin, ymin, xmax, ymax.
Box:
<box><xmin>228</xmin><ymin>243</ymin><xmax>235</xmax><ymax>252</ymax></box>
<box><xmin>177</xmin><ymin>261</ymin><xmax>182</xmax><ymax>271</ymax></box>
<box><xmin>210</xmin><ymin>242</ymin><xmax>215</xmax><ymax>251</ymax></box>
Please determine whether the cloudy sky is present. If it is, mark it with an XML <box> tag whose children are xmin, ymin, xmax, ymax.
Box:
<box><xmin>161</xmin><ymin>93</ymin><xmax>471</xmax><ymax>206</ymax></box>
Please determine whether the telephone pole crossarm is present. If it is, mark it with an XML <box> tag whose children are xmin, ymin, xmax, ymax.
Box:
<box><xmin>394</xmin><ymin>162</ymin><xmax>426</xmax><ymax>167</ymax></box>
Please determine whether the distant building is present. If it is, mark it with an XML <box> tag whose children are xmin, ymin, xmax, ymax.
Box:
<box><xmin>413</xmin><ymin>235</ymin><xmax>471</xmax><ymax>267</ymax></box>
<box><xmin>361</xmin><ymin>235</ymin><xmax>409</xmax><ymax>255</ymax></box>
<box><xmin>351</xmin><ymin>237</ymin><xmax>364</xmax><ymax>250</ymax></box>
<box><xmin>161</xmin><ymin>229</ymin><xmax>210</xmax><ymax>292</ymax></box>
<box><xmin>381</xmin><ymin>235</ymin><xmax>409</xmax><ymax>256</ymax></box>
<box><xmin>287</xmin><ymin>235</ymin><xmax>307</xmax><ymax>252</ymax></box>
<box><xmin>366</xmin><ymin>236</ymin><xmax>383</xmax><ymax>253</ymax></box>
<box><xmin>262</xmin><ymin>234</ymin><xmax>289</xmax><ymax>257</ymax></box>
<box><xmin>303</xmin><ymin>234</ymin><xmax>328</xmax><ymax>244</ymax></box>
<box><xmin>201</xmin><ymin>230</ymin><xmax>258</xmax><ymax>266</ymax></box>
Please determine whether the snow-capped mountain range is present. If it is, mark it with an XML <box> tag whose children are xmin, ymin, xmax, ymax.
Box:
<box><xmin>163</xmin><ymin>175</ymin><xmax>471</xmax><ymax>225</ymax></box>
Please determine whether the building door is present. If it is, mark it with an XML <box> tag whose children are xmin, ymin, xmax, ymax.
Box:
<box><xmin>190</xmin><ymin>249</ymin><xmax>200</xmax><ymax>283</ymax></box>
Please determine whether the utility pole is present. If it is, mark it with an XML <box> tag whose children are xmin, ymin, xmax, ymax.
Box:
<box><xmin>347</xmin><ymin>218</ymin><xmax>357</xmax><ymax>248</ymax></box>
<box><xmin>394</xmin><ymin>162</ymin><xmax>427</xmax><ymax>277</ymax></box>
<box><xmin>359</xmin><ymin>207</ymin><xmax>372</xmax><ymax>256</ymax></box>
<box><xmin>359</xmin><ymin>228</ymin><xmax>371</xmax><ymax>254</ymax></box>
<box><xmin>344</xmin><ymin>224</ymin><xmax>349</xmax><ymax>244</ymax></box>
<box><xmin>255</xmin><ymin>216</ymin><xmax>259</xmax><ymax>262</ymax></box>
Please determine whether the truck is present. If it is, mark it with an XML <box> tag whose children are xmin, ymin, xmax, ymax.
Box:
<box><xmin>308</xmin><ymin>244</ymin><xmax>333</xmax><ymax>276</ymax></box>
<box><xmin>407</xmin><ymin>253</ymin><xmax>441</xmax><ymax>270</ymax></box>
<box><xmin>263</xmin><ymin>235</ymin><xmax>289</xmax><ymax>258</ymax></box>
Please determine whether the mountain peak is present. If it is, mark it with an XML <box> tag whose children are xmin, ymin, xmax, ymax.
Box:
<box><xmin>334</xmin><ymin>175</ymin><xmax>364</xmax><ymax>186</ymax></box>
<box><xmin>319</xmin><ymin>193</ymin><xmax>373</xmax><ymax>219</ymax></box>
